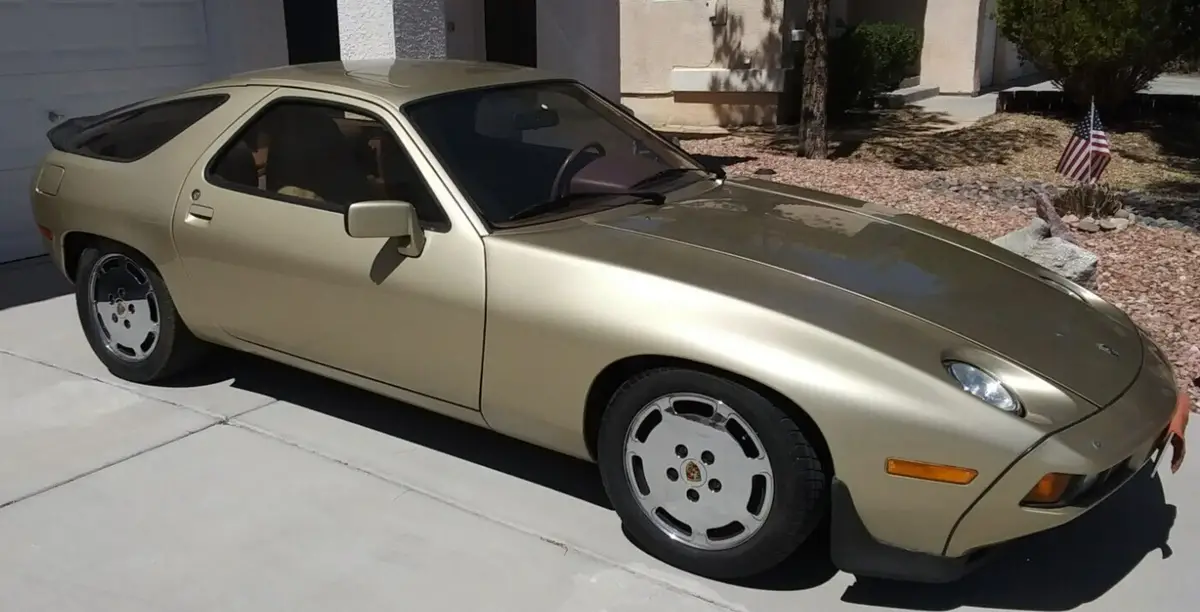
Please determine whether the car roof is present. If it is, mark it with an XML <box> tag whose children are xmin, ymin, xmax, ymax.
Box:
<box><xmin>192</xmin><ymin>59</ymin><xmax>567</xmax><ymax>106</ymax></box>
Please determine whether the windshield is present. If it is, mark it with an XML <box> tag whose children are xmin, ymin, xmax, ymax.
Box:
<box><xmin>403</xmin><ymin>81</ymin><xmax>708</xmax><ymax>225</ymax></box>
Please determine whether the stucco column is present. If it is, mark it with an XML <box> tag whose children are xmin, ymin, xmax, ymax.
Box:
<box><xmin>336</xmin><ymin>0</ymin><xmax>447</xmax><ymax>60</ymax></box>
<box><xmin>539</xmin><ymin>0</ymin><xmax>621</xmax><ymax>101</ymax></box>
<box><xmin>918</xmin><ymin>0</ymin><xmax>985</xmax><ymax>94</ymax></box>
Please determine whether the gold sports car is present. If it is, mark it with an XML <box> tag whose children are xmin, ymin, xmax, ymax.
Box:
<box><xmin>30</xmin><ymin>60</ymin><xmax>1182</xmax><ymax>583</ymax></box>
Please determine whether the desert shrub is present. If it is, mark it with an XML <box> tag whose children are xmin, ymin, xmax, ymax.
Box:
<box><xmin>828</xmin><ymin>22</ymin><xmax>922</xmax><ymax>112</ymax></box>
<box><xmin>1052</xmin><ymin>184</ymin><xmax>1124</xmax><ymax>218</ymax></box>
<box><xmin>1164</xmin><ymin>56</ymin><xmax>1200</xmax><ymax>74</ymax></box>
<box><xmin>996</xmin><ymin>0</ymin><xmax>1199</xmax><ymax>111</ymax></box>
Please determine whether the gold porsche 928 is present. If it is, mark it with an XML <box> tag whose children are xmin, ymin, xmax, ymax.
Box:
<box><xmin>29</xmin><ymin>60</ymin><xmax>1183</xmax><ymax>583</ymax></box>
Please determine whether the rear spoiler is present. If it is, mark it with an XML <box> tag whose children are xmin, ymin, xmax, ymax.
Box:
<box><xmin>46</xmin><ymin>114</ymin><xmax>102</xmax><ymax>150</ymax></box>
<box><xmin>45</xmin><ymin>97</ymin><xmax>149</xmax><ymax>151</ymax></box>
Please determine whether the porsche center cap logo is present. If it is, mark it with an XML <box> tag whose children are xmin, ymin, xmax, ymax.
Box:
<box><xmin>683</xmin><ymin>461</ymin><xmax>703</xmax><ymax>483</ymax></box>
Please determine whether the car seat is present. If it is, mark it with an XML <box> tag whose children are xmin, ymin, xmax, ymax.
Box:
<box><xmin>265</xmin><ymin>105</ymin><xmax>372</xmax><ymax>207</ymax></box>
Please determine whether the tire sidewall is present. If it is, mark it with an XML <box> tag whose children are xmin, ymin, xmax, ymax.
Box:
<box><xmin>74</xmin><ymin>243</ymin><xmax>182</xmax><ymax>382</ymax></box>
<box><xmin>597</xmin><ymin>368</ymin><xmax>825</xmax><ymax>574</ymax></box>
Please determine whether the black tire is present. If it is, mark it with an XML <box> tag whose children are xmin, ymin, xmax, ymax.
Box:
<box><xmin>74</xmin><ymin>239</ymin><xmax>208</xmax><ymax>383</ymax></box>
<box><xmin>597</xmin><ymin>367</ymin><xmax>827</xmax><ymax>580</ymax></box>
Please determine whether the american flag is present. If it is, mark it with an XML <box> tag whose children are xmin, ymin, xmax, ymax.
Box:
<box><xmin>1055</xmin><ymin>101</ymin><xmax>1111</xmax><ymax>183</ymax></box>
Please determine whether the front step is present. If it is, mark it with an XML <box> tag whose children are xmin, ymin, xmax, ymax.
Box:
<box><xmin>877</xmin><ymin>84</ymin><xmax>941</xmax><ymax>108</ymax></box>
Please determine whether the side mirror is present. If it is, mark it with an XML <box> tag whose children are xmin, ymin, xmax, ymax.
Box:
<box><xmin>345</xmin><ymin>200</ymin><xmax>426</xmax><ymax>257</ymax></box>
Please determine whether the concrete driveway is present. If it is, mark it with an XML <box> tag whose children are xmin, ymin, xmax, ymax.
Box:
<box><xmin>2</xmin><ymin>256</ymin><xmax>1197</xmax><ymax>612</ymax></box>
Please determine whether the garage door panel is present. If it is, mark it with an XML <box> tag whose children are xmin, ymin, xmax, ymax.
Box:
<box><xmin>135</xmin><ymin>0</ymin><xmax>208</xmax><ymax>48</ymax></box>
<box><xmin>45</xmin><ymin>2</ymin><xmax>130</xmax><ymax>52</ymax></box>
<box><xmin>0</xmin><ymin>0</ymin><xmax>211</xmax><ymax>262</ymax></box>
<box><xmin>1</xmin><ymin>64</ymin><xmax>209</xmax><ymax>168</ymax></box>
<box><xmin>0</xmin><ymin>53</ymin><xmax>209</xmax><ymax>79</ymax></box>
<box><xmin>0</xmin><ymin>168</ymin><xmax>42</xmax><ymax>263</ymax></box>
<box><xmin>0</xmin><ymin>0</ymin><xmax>208</xmax><ymax>77</ymax></box>
<box><xmin>0</xmin><ymin>97</ymin><xmax>41</xmax><ymax>173</ymax></box>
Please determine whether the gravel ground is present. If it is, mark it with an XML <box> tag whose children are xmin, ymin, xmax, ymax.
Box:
<box><xmin>683</xmin><ymin>135</ymin><xmax>1200</xmax><ymax>406</ymax></box>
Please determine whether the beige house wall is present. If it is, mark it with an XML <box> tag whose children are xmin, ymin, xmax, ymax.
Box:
<box><xmin>917</xmin><ymin>0</ymin><xmax>987</xmax><ymax>93</ymax></box>
<box><xmin>617</xmin><ymin>0</ymin><xmax>1035</xmax><ymax>128</ymax></box>
<box><xmin>619</xmin><ymin>0</ymin><xmax>790</xmax><ymax>127</ymax></box>
<box><xmin>851</xmin><ymin>0</ymin><xmax>1035</xmax><ymax>93</ymax></box>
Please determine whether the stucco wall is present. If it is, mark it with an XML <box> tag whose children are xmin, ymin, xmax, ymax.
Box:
<box><xmin>538</xmin><ymin>0</ymin><xmax>621</xmax><ymax>101</ymax></box>
<box><xmin>332</xmin><ymin>0</ymin><xmax>619</xmax><ymax>101</ymax></box>
<box><xmin>621</xmin><ymin>0</ymin><xmax>786</xmax><ymax>94</ymax></box>
<box><xmin>336</xmin><ymin>0</ymin><xmax>447</xmax><ymax>60</ymax></box>
<box><xmin>918</xmin><ymin>0</ymin><xmax>984</xmax><ymax>93</ymax></box>
<box><xmin>394</xmin><ymin>0</ymin><xmax>448</xmax><ymax>58</ymax></box>
<box><xmin>337</xmin><ymin>0</ymin><xmax>397</xmax><ymax>59</ymax></box>
<box><xmin>619</xmin><ymin>0</ymin><xmax>788</xmax><ymax>126</ymax></box>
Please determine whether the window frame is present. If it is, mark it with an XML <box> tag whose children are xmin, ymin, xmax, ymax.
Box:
<box><xmin>400</xmin><ymin>79</ymin><xmax>709</xmax><ymax>231</ymax></box>
<box><xmin>58</xmin><ymin>93</ymin><xmax>231</xmax><ymax>164</ymax></box>
<box><xmin>202</xmin><ymin>94</ymin><xmax>452</xmax><ymax>232</ymax></box>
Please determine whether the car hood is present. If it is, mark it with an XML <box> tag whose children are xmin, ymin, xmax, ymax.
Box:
<box><xmin>591</xmin><ymin>177</ymin><xmax>1142</xmax><ymax>407</ymax></box>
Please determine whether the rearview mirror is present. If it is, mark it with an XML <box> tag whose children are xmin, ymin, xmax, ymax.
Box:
<box><xmin>513</xmin><ymin>107</ymin><xmax>560</xmax><ymax>131</ymax></box>
<box><xmin>345</xmin><ymin>200</ymin><xmax>426</xmax><ymax>257</ymax></box>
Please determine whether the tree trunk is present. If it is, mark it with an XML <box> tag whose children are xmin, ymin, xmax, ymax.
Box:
<box><xmin>799</xmin><ymin>0</ymin><xmax>830</xmax><ymax>159</ymax></box>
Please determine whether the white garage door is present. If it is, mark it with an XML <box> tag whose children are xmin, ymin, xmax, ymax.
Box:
<box><xmin>0</xmin><ymin>0</ymin><xmax>212</xmax><ymax>263</ymax></box>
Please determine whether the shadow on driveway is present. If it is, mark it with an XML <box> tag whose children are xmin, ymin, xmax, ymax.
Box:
<box><xmin>840</xmin><ymin>470</ymin><xmax>1176</xmax><ymax>610</ymax></box>
<box><xmin>167</xmin><ymin>350</ymin><xmax>1177</xmax><ymax>610</ymax></box>
<box><xmin>0</xmin><ymin>256</ymin><xmax>71</xmax><ymax>312</ymax></box>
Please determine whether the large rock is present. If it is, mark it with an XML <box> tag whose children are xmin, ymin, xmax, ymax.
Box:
<box><xmin>1025</xmin><ymin>237</ymin><xmax>1099</xmax><ymax>287</ymax></box>
<box><xmin>992</xmin><ymin>220</ymin><xmax>1099</xmax><ymax>287</ymax></box>
<box><xmin>991</xmin><ymin>218</ymin><xmax>1048</xmax><ymax>256</ymax></box>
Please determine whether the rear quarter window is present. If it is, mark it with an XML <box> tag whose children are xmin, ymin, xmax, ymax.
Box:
<box><xmin>54</xmin><ymin>94</ymin><xmax>229</xmax><ymax>162</ymax></box>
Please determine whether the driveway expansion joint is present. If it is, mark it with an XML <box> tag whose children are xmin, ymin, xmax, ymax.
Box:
<box><xmin>0</xmin><ymin>420</ymin><xmax>221</xmax><ymax>512</ymax></box>
<box><xmin>0</xmin><ymin>345</ymin><xmax>739</xmax><ymax>610</ymax></box>
<box><xmin>0</xmin><ymin>347</ymin><xmax>281</xmax><ymax>421</ymax></box>
<box><xmin>229</xmin><ymin>417</ymin><xmax>743</xmax><ymax>612</ymax></box>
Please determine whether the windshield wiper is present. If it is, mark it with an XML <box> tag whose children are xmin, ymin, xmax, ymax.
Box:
<box><xmin>631</xmin><ymin>166</ymin><xmax>724</xmax><ymax>189</ymax></box>
<box><xmin>506</xmin><ymin>190</ymin><xmax>667</xmax><ymax>222</ymax></box>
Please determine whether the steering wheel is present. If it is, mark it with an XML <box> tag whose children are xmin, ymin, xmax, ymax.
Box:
<box><xmin>549</xmin><ymin>141</ymin><xmax>606</xmax><ymax>200</ymax></box>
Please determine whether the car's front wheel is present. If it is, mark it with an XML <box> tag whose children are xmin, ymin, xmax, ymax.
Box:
<box><xmin>597</xmin><ymin>367</ymin><xmax>828</xmax><ymax>580</ymax></box>
<box><xmin>75</xmin><ymin>240</ymin><xmax>207</xmax><ymax>383</ymax></box>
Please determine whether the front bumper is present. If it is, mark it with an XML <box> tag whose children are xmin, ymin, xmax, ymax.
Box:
<box><xmin>830</xmin><ymin>477</ymin><xmax>996</xmax><ymax>583</ymax></box>
<box><xmin>831</xmin><ymin>336</ymin><xmax>1178</xmax><ymax>582</ymax></box>
<box><xmin>945</xmin><ymin>359</ymin><xmax>1175</xmax><ymax>558</ymax></box>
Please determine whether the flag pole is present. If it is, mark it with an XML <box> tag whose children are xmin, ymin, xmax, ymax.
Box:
<box><xmin>1086</xmin><ymin>96</ymin><xmax>1095</xmax><ymax>185</ymax></box>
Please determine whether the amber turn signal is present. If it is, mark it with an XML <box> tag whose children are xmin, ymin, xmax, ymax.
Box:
<box><xmin>885</xmin><ymin>458</ymin><xmax>978</xmax><ymax>485</ymax></box>
<box><xmin>1023</xmin><ymin>472</ymin><xmax>1072</xmax><ymax>504</ymax></box>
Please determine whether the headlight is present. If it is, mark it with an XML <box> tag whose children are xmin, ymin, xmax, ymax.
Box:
<box><xmin>945</xmin><ymin>361</ymin><xmax>1023</xmax><ymax>415</ymax></box>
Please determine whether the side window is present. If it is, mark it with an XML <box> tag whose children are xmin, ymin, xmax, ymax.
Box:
<box><xmin>207</xmin><ymin>99</ymin><xmax>450</xmax><ymax>228</ymax></box>
<box><xmin>67</xmin><ymin>95</ymin><xmax>229</xmax><ymax>162</ymax></box>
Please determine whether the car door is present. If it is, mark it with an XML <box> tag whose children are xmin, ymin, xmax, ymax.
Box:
<box><xmin>170</xmin><ymin>86</ymin><xmax>487</xmax><ymax>410</ymax></box>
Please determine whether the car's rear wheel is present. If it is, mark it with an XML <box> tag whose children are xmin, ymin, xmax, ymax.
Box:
<box><xmin>597</xmin><ymin>367</ymin><xmax>828</xmax><ymax>580</ymax></box>
<box><xmin>75</xmin><ymin>240</ymin><xmax>208</xmax><ymax>383</ymax></box>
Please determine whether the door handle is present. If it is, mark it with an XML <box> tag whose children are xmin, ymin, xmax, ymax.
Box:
<box><xmin>188</xmin><ymin>204</ymin><xmax>214</xmax><ymax>221</ymax></box>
